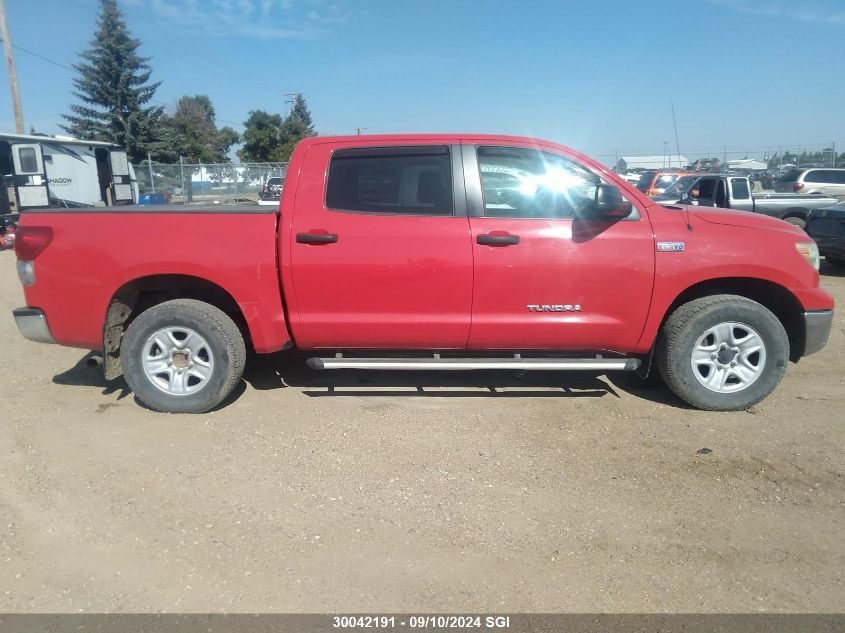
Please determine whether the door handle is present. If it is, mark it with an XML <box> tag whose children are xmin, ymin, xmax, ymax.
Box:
<box><xmin>477</xmin><ymin>233</ymin><xmax>519</xmax><ymax>246</ymax></box>
<box><xmin>296</xmin><ymin>232</ymin><xmax>338</xmax><ymax>244</ymax></box>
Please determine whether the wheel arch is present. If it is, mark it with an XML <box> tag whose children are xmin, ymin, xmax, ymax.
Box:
<box><xmin>102</xmin><ymin>274</ymin><xmax>257</xmax><ymax>380</ymax></box>
<box><xmin>650</xmin><ymin>277</ymin><xmax>806</xmax><ymax>364</ymax></box>
<box><xmin>781</xmin><ymin>207</ymin><xmax>809</xmax><ymax>220</ymax></box>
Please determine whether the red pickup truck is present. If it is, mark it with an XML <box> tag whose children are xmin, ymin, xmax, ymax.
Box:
<box><xmin>12</xmin><ymin>134</ymin><xmax>834</xmax><ymax>413</ymax></box>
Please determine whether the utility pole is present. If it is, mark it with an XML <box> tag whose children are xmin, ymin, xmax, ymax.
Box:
<box><xmin>0</xmin><ymin>0</ymin><xmax>25</xmax><ymax>133</ymax></box>
<box><xmin>282</xmin><ymin>92</ymin><xmax>303</xmax><ymax>114</ymax></box>
<box><xmin>833</xmin><ymin>141</ymin><xmax>836</xmax><ymax>168</ymax></box>
<box><xmin>670</xmin><ymin>102</ymin><xmax>681</xmax><ymax>163</ymax></box>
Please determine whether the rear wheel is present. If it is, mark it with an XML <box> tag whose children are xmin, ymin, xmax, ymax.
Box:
<box><xmin>656</xmin><ymin>295</ymin><xmax>789</xmax><ymax>411</ymax></box>
<box><xmin>121</xmin><ymin>299</ymin><xmax>246</xmax><ymax>413</ymax></box>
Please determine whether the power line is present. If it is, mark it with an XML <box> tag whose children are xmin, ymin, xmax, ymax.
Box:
<box><xmin>9</xmin><ymin>41</ymin><xmax>73</xmax><ymax>70</ymax></box>
<box><xmin>6</xmin><ymin>40</ymin><xmax>244</xmax><ymax>128</ymax></box>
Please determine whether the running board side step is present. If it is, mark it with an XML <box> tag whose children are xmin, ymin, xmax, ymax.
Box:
<box><xmin>306</xmin><ymin>356</ymin><xmax>641</xmax><ymax>372</ymax></box>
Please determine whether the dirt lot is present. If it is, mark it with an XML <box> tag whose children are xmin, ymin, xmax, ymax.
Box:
<box><xmin>0</xmin><ymin>253</ymin><xmax>843</xmax><ymax>613</ymax></box>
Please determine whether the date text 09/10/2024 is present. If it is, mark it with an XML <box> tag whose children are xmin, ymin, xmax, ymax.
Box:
<box><xmin>332</xmin><ymin>615</ymin><xmax>511</xmax><ymax>629</ymax></box>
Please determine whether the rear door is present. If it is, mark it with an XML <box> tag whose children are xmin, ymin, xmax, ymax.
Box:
<box><xmin>728</xmin><ymin>177</ymin><xmax>754</xmax><ymax>211</ymax></box>
<box><xmin>11</xmin><ymin>143</ymin><xmax>50</xmax><ymax>209</ymax></box>
<box><xmin>463</xmin><ymin>142</ymin><xmax>655</xmax><ymax>351</ymax></box>
<box><xmin>109</xmin><ymin>150</ymin><xmax>134</xmax><ymax>203</ymax></box>
<box><xmin>287</xmin><ymin>142</ymin><xmax>474</xmax><ymax>349</ymax></box>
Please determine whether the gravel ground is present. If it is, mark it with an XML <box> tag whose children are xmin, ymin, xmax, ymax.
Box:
<box><xmin>0</xmin><ymin>253</ymin><xmax>843</xmax><ymax>613</ymax></box>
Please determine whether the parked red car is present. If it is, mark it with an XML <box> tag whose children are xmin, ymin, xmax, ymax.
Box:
<box><xmin>12</xmin><ymin>134</ymin><xmax>834</xmax><ymax>413</ymax></box>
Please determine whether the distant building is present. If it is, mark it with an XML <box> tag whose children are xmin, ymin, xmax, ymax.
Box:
<box><xmin>615</xmin><ymin>154</ymin><xmax>689</xmax><ymax>172</ymax></box>
<box><xmin>727</xmin><ymin>159</ymin><xmax>768</xmax><ymax>171</ymax></box>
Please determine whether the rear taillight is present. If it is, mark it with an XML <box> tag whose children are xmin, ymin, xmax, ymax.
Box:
<box><xmin>794</xmin><ymin>182</ymin><xmax>804</xmax><ymax>192</ymax></box>
<box><xmin>14</xmin><ymin>226</ymin><xmax>53</xmax><ymax>260</ymax></box>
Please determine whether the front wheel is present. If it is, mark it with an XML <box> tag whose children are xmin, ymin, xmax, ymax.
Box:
<box><xmin>121</xmin><ymin>299</ymin><xmax>246</xmax><ymax>413</ymax></box>
<box><xmin>656</xmin><ymin>295</ymin><xmax>789</xmax><ymax>411</ymax></box>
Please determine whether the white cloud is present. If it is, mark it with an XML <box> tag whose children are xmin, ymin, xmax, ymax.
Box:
<box><xmin>137</xmin><ymin>0</ymin><xmax>350</xmax><ymax>40</ymax></box>
<box><xmin>707</xmin><ymin>0</ymin><xmax>845</xmax><ymax>27</ymax></box>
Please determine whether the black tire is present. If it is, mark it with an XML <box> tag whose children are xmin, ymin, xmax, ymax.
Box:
<box><xmin>121</xmin><ymin>299</ymin><xmax>246</xmax><ymax>413</ymax></box>
<box><xmin>656</xmin><ymin>295</ymin><xmax>789</xmax><ymax>411</ymax></box>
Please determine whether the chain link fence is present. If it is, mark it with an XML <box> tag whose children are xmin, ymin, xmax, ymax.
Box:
<box><xmin>132</xmin><ymin>145</ymin><xmax>842</xmax><ymax>204</ymax></box>
<box><xmin>132</xmin><ymin>162</ymin><xmax>288</xmax><ymax>204</ymax></box>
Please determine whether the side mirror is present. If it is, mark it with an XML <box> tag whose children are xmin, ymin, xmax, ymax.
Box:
<box><xmin>583</xmin><ymin>184</ymin><xmax>632</xmax><ymax>220</ymax></box>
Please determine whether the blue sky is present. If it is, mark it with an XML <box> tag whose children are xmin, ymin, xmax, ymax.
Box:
<box><xmin>1</xmin><ymin>0</ymin><xmax>843</xmax><ymax>163</ymax></box>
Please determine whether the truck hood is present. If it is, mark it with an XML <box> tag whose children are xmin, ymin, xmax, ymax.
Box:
<box><xmin>666</xmin><ymin>204</ymin><xmax>805</xmax><ymax>235</ymax></box>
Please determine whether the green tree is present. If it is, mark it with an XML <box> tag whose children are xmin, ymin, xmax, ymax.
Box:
<box><xmin>273</xmin><ymin>95</ymin><xmax>316</xmax><ymax>161</ymax></box>
<box><xmin>288</xmin><ymin>94</ymin><xmax>314</xmax><ymax>135</ymax></box>
<box><xmin>161</xmin><ymin>95</ymin><xmax>239</xmax><ymax>163</ymax></box>
<box><xmin>61</xmin><ymin>0</ymin><xmax>163</xmax><ymax>162</ymax></box>
<box><xmin>238</xmin><ymin>110</ymin><xmax>284</xmax><ymax>162</ymax></box>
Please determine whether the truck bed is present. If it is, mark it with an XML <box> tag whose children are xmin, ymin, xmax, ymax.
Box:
<box><xmin>23</xmin><ymin>204</ymin><xmax>275</xmax><ymax>214</ymax></box>
<box><xmin>16</xmin><ymin>207</ymin><xmax>288</xmax><ymax>353</ymax></box>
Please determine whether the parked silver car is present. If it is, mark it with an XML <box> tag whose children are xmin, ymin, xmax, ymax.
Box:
<box><xmin>774</xmin><ymin>168</ymin><xmax>845</xmax><ymax>199</ymax></box>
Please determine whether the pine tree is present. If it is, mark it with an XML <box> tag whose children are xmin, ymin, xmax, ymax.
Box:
<box><xmin>61</xmin><ymin>0</ymin><xmax>163</xmax><ymax>162</ymax></box>
<box><xmin>287</xmin><ymin>94</ymin><xmax>314</xmax><ymax>135</ymax></box>
<box><xmin>274</xmin><ymin>95</ymin><xmax>316</xmax><ymax>161</ymax></box>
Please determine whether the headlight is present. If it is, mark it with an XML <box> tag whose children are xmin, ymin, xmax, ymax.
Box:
<box><xmin>795</xmin><ymin>241</ymin><xmax>820</xmax><ymax>271</ymax></box>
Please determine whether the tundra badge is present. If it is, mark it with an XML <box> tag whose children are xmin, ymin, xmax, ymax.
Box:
<box><xmin>527</xmin><ymin>304</ymin><xmax>582</xmax><ymax>312</ymax></box>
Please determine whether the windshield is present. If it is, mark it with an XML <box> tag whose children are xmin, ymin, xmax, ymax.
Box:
<box><xmin>660</xmin><ymin>175</ymin><xmax>699</xmax><ymax>198</ymax></box>
<box><xmin>266</xmin><ymin>177</ymin><xmax>284</xmax><ymax>186</ymax></box>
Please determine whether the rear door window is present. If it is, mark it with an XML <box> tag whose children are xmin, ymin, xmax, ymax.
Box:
<box><xmin>830</xmin><ymin>171</ymin><xmax>845</xmax><ymax>184</ymax></box>
<box><xmin>804</xmin><ymin>170</ymin><xmax>828</xmax><ymax>183</ymax></box>
<box><xmin>730</xmin><ymin>178</ymin><xmax>750</xmax><ymax>200</ymax></box>
<box><xmin>326</xmin><ymin>146</ymin><xmax>453</xmax><ymax>215</ymax></box>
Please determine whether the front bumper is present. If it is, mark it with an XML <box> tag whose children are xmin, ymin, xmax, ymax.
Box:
<box><xmin>804</xmin><ymin>309</ymin><xmax>834</xmax><ymax>356</ymax></box>
<box><xmin>12</xmin><ymin>308</ymin><xmax>55</xmax><ymax>344</ymax></box>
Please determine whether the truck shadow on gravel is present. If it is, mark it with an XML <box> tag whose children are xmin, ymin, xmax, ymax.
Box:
<box><xmin>242</xmin><ymin>351</ymin><xmax>690</xmax><ymax>407</ymax></box>
<box><xmin>52</xmin><ymin>351</ymin><xmax>689</xmax><ymax>410</ymax></box>
<box><xmin>52</xmin><ymin>352</ymin><xmax>248</xmax><ymax>412</ymax></box>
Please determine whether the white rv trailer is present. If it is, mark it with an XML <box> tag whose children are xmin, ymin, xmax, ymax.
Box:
<box><xmin>0</xmin><ymin>132</ymin><xmax>139</xmax><ymax>213</ymax></box>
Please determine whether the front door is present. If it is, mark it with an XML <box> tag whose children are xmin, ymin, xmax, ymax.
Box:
<box><xmin>109</xmin><ymin>150</ymin><xmax>134</xmax><ymax>203</ymax></box>
<box><xmin>11</xmin><ymin>143</ymin><xmax>50</xmax><ymax>209</ymax></box>
<box><xmin>287</xmin><ymin>142</ymin><xmax>473</xmax><ymax>349</ymax></box>
<box><xmin>690</xmin><ymin>176</ymin><xmax>718</xmax><ymax>207</ymax></box>
<box><xmin>463</xmin><ymin>143</ymin><xmax>655</xmax><ymax>352</ymax></box>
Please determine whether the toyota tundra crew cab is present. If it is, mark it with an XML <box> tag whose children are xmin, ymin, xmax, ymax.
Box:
<box><xmin>12</xmin><ymin>134</ymin><xmax>835</xmax><ymax>413</ymax></box>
